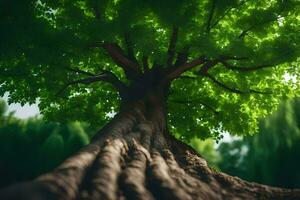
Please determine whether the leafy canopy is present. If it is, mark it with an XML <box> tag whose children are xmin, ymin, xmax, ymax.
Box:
<box><xmin>0</xmin><ymin>0</ymin><xmax>299</xmax><ymax>140</ymax></box>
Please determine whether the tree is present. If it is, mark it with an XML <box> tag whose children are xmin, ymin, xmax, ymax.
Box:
<box><xmin>0</xmin><ymin>0</ymin><xmax>300</xmax><ymax>199</ymax></box>
<box><xmin>0</xmin><ymin>99</ymin><xmax>90</xmax><ymax>188</ymax></box>
<box><xmin>218</xmin><ymin>98</ymin><xmax>300</xmax><ymax>188</ymax></box>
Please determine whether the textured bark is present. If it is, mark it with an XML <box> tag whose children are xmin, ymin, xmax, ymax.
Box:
<box><xmin>1</xmin><ymin>92</ymin><xmax>300</xmax><ymax>200</ymax></box>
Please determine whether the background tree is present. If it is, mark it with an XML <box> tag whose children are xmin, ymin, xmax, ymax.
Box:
<box><xmin>218</xmin><ymin>98</ymin><xmax>300</xmax><ymax>188</ymax></box>
<box><xmin>0</xmin><ymin>0</ymin><xmax>300</xmax><ymax>199</ymax></box>
<box><xmin>0</xmin><ymin>99</ymin><xmax>90</xmax><ymax>188</ymax></box>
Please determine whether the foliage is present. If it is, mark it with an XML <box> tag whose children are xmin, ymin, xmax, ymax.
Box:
<box><xmin>0</xmin><ymin>0</ymin><xmax>299</xmax><ymax>141</ymax></box>
<box><xmin>0</xmin><ymin>100</ymin><xmax>90</xmax><ymax>187</ymax></box>
<box><xmin>218</xmin><ymin>98</ymin><xmax>300</xmax><ymax>188</ymax></box>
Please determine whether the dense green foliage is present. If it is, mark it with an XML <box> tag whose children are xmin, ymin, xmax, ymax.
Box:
<box><xmin>0</xmin><ymin>0</ymin><xmax>299</xmax><ymax>141</ymax></box>
<box><xmin>217</xmin><ymin>98</ymin><xmax>300</xmax><ymax>188</ymax></box>
<box><xmin>0</xmin><ymin>100</ymin><xmax>90</xmax><ymax>187</ymax></box>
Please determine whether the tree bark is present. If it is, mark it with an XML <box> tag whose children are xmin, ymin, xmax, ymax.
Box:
<box><xmin>1</xmin><ymin>90</ymin><xmax>300</xmax><ymax>200</ymax></box>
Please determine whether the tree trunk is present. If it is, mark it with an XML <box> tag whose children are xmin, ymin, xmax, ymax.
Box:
<box><xmin>1</xmin><ymin>90</ymin><xmax>300</xmax><ymax>200</ymax></box>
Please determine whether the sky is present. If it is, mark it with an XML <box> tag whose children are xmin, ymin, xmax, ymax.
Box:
<box><xmin>7</xmin><ymin>103</ymin><xmax>40</xmax><ymax>119</ymax></box>
<box><xmin>2</xmin><ymin>93</ymin><xmax>40</xmax><ymax>119</ymax></box>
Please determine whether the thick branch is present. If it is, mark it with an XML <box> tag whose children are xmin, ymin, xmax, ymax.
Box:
<box><xmin>205</xmin><ymin>73</ymin><xmax>272</xmax><ymax>95</ymax></box>
<box><xmin>167</xmin><ymin>26</ymin><xmax>179</xmax><ymax>67</ymax></box>
<box><xmin>165</xmin><ymin>57</ymin><xmax>207</xmax><ymax>82</ymax></box>
<box><xmin>199</xmin><ymin>60</ymin><xmax>218</xmax><ymax>74</ymax></box>
<box><xmin>101</xmin><ymin>42</ymin><xmax>140</xmax><ymax>79</ymax></box>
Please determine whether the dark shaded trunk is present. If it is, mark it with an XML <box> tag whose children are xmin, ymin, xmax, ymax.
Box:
<box><xmin>1</xmin><ymin>88</ymin><xmax>300</xmax><ymax>200</ymax></box>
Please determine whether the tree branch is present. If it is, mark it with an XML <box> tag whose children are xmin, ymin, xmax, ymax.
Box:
<box><xmin>101</xmin><ymin>42</ymin><xmax>140</xmax><ymax>79</ymax></box>
<box><xmin>177</xmin><ymin>75</ymin><xmax>196</xmax><ymax>80</ymax></box>
<box><xmin>210</xmin><ymin>7</ymin><xmax>232</xmax><ymax>30</ymax></box>
<box><xmin>205</xmin><ymin>73</ymin><xmax>272</xmax><ymax>95</ymax></box>
<box><xmin>124</xmin><ymin>33</ymin><xmax>137</xmax><ymax>63</ymax></box>
<box><xmin>210</xmin><ymin>1</ymin><xmax>247</xmax><ymax>30</ymax></box>
<box><xmin>174</xmin><ymin>47</ymin><xmax>189</xmax><ymax>67</ymax></box>
<box><xmin>57</xmin><ymin>71</ymin><xmax>126</xmax><ymax>96</ymax></box>
<box><xmin>238</xmin><ymin>25</ymin><xmax>254</xmax><ymax>39</ymax></box>
<box><xmin>199</xmin><ymin>60</ymin><xmax>219</xmax><ymax>74</ymax></box>
<box><xmin>206</xmin><ymin>0</ymin><xmax>217</xmax><ymax>33</ymax></box>
<box><xmin>220</xmin><ymin>60</ymin><xmax>274</xmax><ymax>72</ymax></box>
<box><xmin>167</xmin><ymin>26</ymin><xmax>179</xmax><ymax>67</ymax></box>
<box><xmin>238</xmin><ymin>13</ymin><xmax>285</xmax><ymax>39</ymax></box>
<box><xmin>164</xmin><ymin>57</ymin><xmax>207</xmax><ymax>82</ymax></box>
